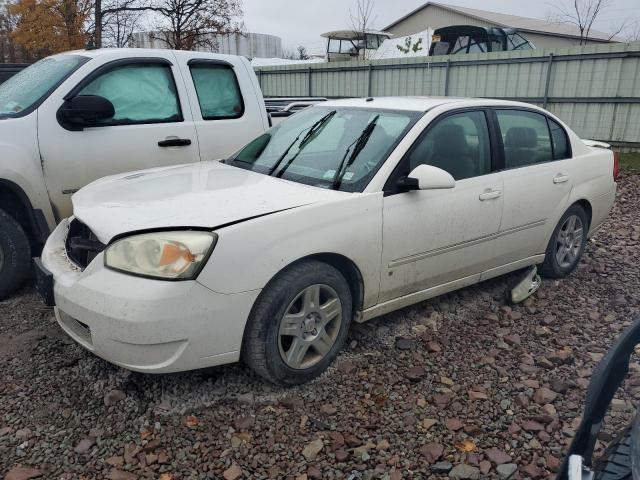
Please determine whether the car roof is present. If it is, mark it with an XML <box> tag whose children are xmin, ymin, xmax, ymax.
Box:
<box><xmin>320</xmin><ymin>96</ymin><xmax>540</xmax><ymax>112</ymax></box>
<box><xmin>60</xmin><ymin>47</ymin><xmax>243</xmax><ymax>62</ymax></box>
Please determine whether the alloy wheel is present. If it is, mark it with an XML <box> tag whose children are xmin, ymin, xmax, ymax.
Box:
<box><xmin>555</xmin><ymin>214</ymin><xmax>584</xmax><ymax>269</ymax></box>
<box><xmin>278</xmin><ymin>284</ymin><xmax>343</xmax><ymax>370</ymax></box>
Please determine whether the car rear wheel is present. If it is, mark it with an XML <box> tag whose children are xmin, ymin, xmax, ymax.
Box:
<box><xmin>242</xmin><ymin>260</ymin><xmax>352</xmax><ymax>385</ymax></box>
<box><xmin>540</xmin><ymin>204</ymin><xmax>589</xmax><ymax>279</ymax></box>
<box><xmin>0</xmin><ymin>208</ymin><xmax>32</xmax><ymax>300</ymax></box>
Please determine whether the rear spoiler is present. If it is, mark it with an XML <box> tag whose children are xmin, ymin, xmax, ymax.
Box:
<box><xmin>582</xmin><ymin>139</ymin><xmax>611</xmax><ymax>149</ymax></box>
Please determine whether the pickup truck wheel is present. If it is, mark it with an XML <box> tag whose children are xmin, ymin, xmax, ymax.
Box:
<box><xmin>242</xmin><ymin>260</ymin><xmax>352</xmax><ymax>386</ymax></box>
<box><xmin>540</xmin><ymin>204</ymin><xmax>588</xmax><ymax>279</ymax></box>
<box><xmin>0</xmin><ymin>209</ymin><xmax>32</xmax><ymax>300</ymax></box>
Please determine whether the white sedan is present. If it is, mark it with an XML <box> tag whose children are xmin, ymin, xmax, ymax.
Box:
<box><xmin>37</xmin><ymin>97</ymin><xmax>617</xmax><ymax>385</ymax></box>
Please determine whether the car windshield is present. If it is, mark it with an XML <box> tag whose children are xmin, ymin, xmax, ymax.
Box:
<box><xmin>227</xmin><ymin>107</ymin><xmax>421</xmax><ymax>192</ymax></box>
<box><xmin>0</xmin><ymin>54</ymin><xmax>88</xmax><ymax>118</ymax></box>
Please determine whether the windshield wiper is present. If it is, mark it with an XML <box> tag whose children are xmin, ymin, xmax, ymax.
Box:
<box><xmin>332</xmin><ymin>115</ymin><xmax>380</xmax><ymax>190</ymax></box>
<box><xmin>268</xmin><ymin>110</ymin><xmax>337</xmax><ymax>176</ymax></box>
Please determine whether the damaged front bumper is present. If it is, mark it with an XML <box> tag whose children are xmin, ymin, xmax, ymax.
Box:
<box><xmin>39</xmin><ymin>219</ymin><xmax>260</xmax><ymax>373</ymax></box>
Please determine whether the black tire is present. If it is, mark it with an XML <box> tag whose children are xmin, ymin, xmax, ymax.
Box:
<box><xmin>0</xmin><ymin>208</ymin><xmax>32</xmax><ymax>300</ymax></box>
<box><xmin>540</xmin><ymin>204</ymin><xmax>589</xmax><ymax>279</ymax></box>
<box><xmin>594</xmin><ymin>426</ymin><xmax>633</xmax><ymax>480</ymax></box>
<box><xmin>242</xmin><ymin>260</ymin><xmax>353</xmax><ymax>386</ymax></box>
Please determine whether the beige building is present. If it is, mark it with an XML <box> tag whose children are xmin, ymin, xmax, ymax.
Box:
<box><xmin>384</xmin><ymin>2</ymin><xmax>618</xmax><ymax>49</ymax></box>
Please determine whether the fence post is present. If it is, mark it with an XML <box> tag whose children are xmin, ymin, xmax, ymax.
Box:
<box><xmin>543</xmin><ymin>53</ymin><xmax>554</xmax><ymax>109</ymax></box>
<box><xmin>308</xmin><ymin>67</ymin><xmax>313</xmax><ymax>97</ymax></box>
<box><xmin>368</xmin><ymin>63</ymin><xmax>373</xmax><ymax>97</ymax></box>
<box><xmin>444</xmin><ymin>59</ymin><xmax>451</xmax><ymax>96</ymax></box>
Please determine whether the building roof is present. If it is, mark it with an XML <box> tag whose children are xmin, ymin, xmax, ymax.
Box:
<box><xmin>384</xmin><ymin>2</ymin><xmax>615</xmax><ymax>42</ymax></box>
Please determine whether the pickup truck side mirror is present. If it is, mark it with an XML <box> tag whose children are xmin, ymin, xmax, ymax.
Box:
<box><xmin>58</xmin><ymin>95</ymin><xmax>115</xmax><ymax>130</ymax></box>
<box><xmin>397</xmin><ymin>164</ymin><xmax>456</xmax><ymax>192</ymax></box>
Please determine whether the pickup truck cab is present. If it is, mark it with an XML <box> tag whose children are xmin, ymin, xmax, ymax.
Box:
<box><xmin>0</xmin><ymin>48</ymin><xmax>269</xmax><ymax>298</ymax></box>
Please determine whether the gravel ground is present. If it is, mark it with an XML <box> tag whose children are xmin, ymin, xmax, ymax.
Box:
<box><xmin>1</xmin><ymin>173</ymin><xmax>639</xmax><ymax>480</ymax></box>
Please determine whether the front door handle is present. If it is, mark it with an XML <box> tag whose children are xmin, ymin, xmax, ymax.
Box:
<box><xmin>553</xmin><ymin>174</ymin><xmax>570</xmax><ymax>184</ymax></box>
<box><xmin>479</xmin><ymin>189</ymin><xmax>502</xmax><ymax>201</ymax></box>
<box><xmin>158</xmin><ymin>137</ymin><xmax>192</xmax><ymax>147</ymax></box>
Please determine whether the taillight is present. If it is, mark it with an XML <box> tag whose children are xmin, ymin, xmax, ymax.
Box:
<box><xmin>613</xmin><ymin>151</ymin><xmax>620</xmax><ymax>181</ymax></box>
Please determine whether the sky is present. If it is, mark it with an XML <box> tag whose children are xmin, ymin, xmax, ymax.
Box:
<box><xmin>241</xmin><ymin>0</ymin><xmax>640</xmax><ymax>55</ymax></box>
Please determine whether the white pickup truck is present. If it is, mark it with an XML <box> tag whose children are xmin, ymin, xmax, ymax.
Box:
<box><xmin>0</xmin><ymin>48</ymin><xmax>272</xmax><ymax>299</ymax></box>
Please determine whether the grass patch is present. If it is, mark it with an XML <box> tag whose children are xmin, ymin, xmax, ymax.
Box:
<box><xmin>620</xmin><ymin>152</ymin><xmax>640</xmax><ymax>173</ymax></box>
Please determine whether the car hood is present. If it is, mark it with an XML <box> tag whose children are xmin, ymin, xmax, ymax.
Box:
<box><xmin>72</xmin><ymin>161</ymin><xmax>345</xmax><ymax>242</ymax></box>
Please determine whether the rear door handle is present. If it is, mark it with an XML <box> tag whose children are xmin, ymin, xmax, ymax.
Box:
<box><xmin>158</xmin><ymin>138</ymin><xmax>192</xmax><ymax>147</ymax></box>
<box><xmin>479</xmin><ymin>189</ymin><xmax>502</xmax><ymax>201</ymax></box>
<box><xmin>553</xmin><ymin>174</ymin><xmax>570</xmax><ymax>184</ymax></box>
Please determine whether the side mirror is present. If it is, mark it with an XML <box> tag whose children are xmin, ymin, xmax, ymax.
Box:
<box><xmin>398</xmin><ymin>164</ymin><xmax>456</xmax><ymax>192</ymax></box>
<box><xmin>58</xmin><ymin>95</ymin><xmax>115</xmax><ymax>129</ymax></box>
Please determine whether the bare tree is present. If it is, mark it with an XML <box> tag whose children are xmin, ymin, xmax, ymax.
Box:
<box><xmin>93</xmin><ymin>0</ymin><xmax>158</xmax><ymax>48</ymax></box>
<box><xmin>296</xmin><ymin>45</ymin><xmax>309</xmax><ymax>60</ymax></box>
<box><xmin>548</xmin><ymin>0</ymin><xmax>613</xmax><ymax>45</ymax></box>
<box><xmin>150</xmin><ymin>0</ymin><xmax>243</xmax><ymax>51</ymax></box>
<box><xmin>101</xmin><ymin>0</ymin><xmax>143</xmax><ymax>47</ymax></box>
<box><xmin>624</xmin><ymin>18</ymin><xmax>640</xmax><ymax>42</ymax></box>
<box><xmin>349</xmin><ymin>0</ymin><xmax>376</xmax><ymax>59</ymax></box>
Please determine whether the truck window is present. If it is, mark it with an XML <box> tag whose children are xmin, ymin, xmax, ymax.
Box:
<box><xmin>189</xmin><ymin>63</ymin><xmax>244</xmax><ymax>120</ymax></box>
<box><xmin>78</xmin><ymin>63</ymin><xmax>182</xmax><ymax>125</ymax></box>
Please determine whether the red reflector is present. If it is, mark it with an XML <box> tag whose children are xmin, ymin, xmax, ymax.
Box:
<box><xmin>613</xmin><ymin>151</ymin><xmax>620</xmax><ymax>181</ymax></box>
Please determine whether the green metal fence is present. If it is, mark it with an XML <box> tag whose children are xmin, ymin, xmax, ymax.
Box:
<box><xmin>256</xmin><ymin>42</ymin><xmax>640</xmax><ymax>148</ymax></box>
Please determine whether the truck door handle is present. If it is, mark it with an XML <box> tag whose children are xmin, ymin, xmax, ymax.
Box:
<box><xmin>158</xmin><ymin>138</ymin><xmax>192</xmax><ymax>147</ymax></box>
<box><xmin>479</xmin><ymin>189</ymin><xmax>502</xmax><ymax>201</ymax></box>
<box><xmin>553</xmin><ymin>174</ymin><xmax>570</xmax><ymax>184</ymax></box>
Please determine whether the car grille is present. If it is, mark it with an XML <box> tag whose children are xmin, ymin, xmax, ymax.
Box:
<box><xmin>65</xmin><ymin>219</ymin><xmax>106</xmax><ymax>269</ymax></box>
<box><xmin>58</xmin><ymin>310</ymin><xmax>93</xmax><ymax>346</ymax></box>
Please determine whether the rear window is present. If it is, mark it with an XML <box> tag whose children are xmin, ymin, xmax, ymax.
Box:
<box><xmin>496</xmin><ymin>110</ymin><xmax>553</xmax><ymax>169</ymax></box>
<box><xmin>189</xmin><ymin>62</ymin><xmax>244</xmax><ymax>120</ymax></box>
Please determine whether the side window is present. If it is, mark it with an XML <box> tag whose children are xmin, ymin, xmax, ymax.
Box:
<box><xmin>490</xmin><ymin>39</ymin><xmax>504</xmax><ymax>52</ymax></box>
<box><xmin>468</xmin><ymin>35</ymin><xmax>487</xmax><ymax>53</ymax></box>
<box><xmin>506</xmin><ymin>34</ymin><xmax>533</xmax><ymax>51</ymax></box>
<box><xmin>189</xmin><ymin>63</ymin><xmax>244</xmax><ymax>120</ymax></box>
<box><xmin>548</xmin><ymin>118</ymin><xmax>571</xmax><ymax>160</ymax></box>
<box><xmin>451</xmin><ymin>36</ymin><xmax>470</xmax><ymax>54</ymax></box>
<box><xmin>78</xmin><ymin>63</ymin><xmax>182</xmax><ymax>125</ymax></box>
<box><xmin>406</xmin><ymin>110</ymin><xmax>492</xmax><ymax>181</ymax></box>
<box><xmin>496</xmin><ymin>110</ymin><xmax>553</xmax><ymax>168</ymax></box>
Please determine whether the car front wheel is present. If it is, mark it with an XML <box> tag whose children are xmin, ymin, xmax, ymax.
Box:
<box><xmin>242</xmin><ymin>260</ymin><xmax>353</xmax><ymax>385</ymax></box>
<box><xmin>0</xmin><ymin>208</ymin><xmax>32</xmax><ymax>300</ymax></box>
<box><xmin>540</xmin><ymin>204</ymin><xmax>589</xmax><ymax>279</ymax></box>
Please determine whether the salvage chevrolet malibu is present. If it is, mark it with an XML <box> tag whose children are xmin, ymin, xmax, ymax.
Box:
<box><xmin>37</xmin><ymin>97</ymin><xmax>617</xmax><ymax>385</ymax></box>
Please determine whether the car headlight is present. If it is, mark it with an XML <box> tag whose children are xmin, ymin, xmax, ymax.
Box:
<box><xmin>104</xmin><ymin>231</ymin><xmax>217</xmax><ymax>280</ymax></box>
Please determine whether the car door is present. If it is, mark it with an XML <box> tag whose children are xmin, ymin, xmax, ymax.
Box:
<box><xmin>492</xmin><ymin>109</ymin><xmax>575</xmax><ymax>266</ymax></box>
<box><xmin>174</xmin><ymin>52</ymin><xmax>267</xmax><ymax>162</ymax></box>
<box><xmin>38</xmin><ymin>52</ymin><xmax>200</xmax><ymax>219</ymax></box>
<box><xmin>379</xmin><ymin>109</ymin><xmax>504</xmax><ymax>303</ymax></box>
